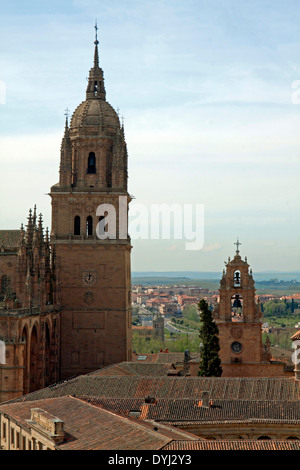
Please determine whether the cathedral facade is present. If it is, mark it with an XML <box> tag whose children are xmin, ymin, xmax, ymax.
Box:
<box><xmin>0</xmin><ymin>31</ymin><xmax>132</xmax><ymax>402</ymax></box>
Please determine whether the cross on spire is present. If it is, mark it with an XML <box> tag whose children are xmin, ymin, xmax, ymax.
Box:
<box><xmin>234</xmin><ymin>237</ymin><xmax>242</xmax><ymax>254</ymax></box>
<box><xmin>94</xmin><ymin>20</ymin><xmax>99</xmax><ymax>45</ymax></box>
<box><xmin>64</xmin><ymin>107</ymin><xmax>70</xmax><ymax>128</ymax></box>
<box><xmin>86</xmin><ymin>22</ymin><xmax>106</xmax><ymax>100</ymax></box>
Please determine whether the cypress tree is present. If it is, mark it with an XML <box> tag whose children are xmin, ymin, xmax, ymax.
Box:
<box><xmin>198</xmin><ymin>298</ymin><xmax>222</xmax><ymax>377</ymax></box>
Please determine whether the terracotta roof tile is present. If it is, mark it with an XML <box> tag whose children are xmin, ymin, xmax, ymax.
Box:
<box><xmin>0</xmin><ymin>396</ymin><xmax>199</xmax><ymax>450</ymax></box>
<box><xmin>162</xmin><ymin>440</ymin><xmax>300</xmax><ymax>451</ymax></box>
<box><xmin>0</xmin><ymin>230</ymin><xmax>20</xmax><ymax>251</ymax></box>
<box><xmin>132</xmin><ymin>352</ymin><xmax>186</xmax><ymax>364</ymax></box>
<box><xmin>6</xmin><ymin>376</ymin><xmax>300</xmax><ymax>404</ymax></box>
<box><xmin>77</xmin><ymin>397</ymin><xmax>300</xmax><ymax>424</ymax></box>
<box><xmin>88</xmin><ymin>362</ymin><xmax>175</xmax><ymax>377</ymax></box>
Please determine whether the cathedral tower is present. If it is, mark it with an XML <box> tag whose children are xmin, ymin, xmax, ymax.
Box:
<box><xmin>50</xmin><ymin>27</ymin><xmax>132</xmax><ymax>379</ymax></box>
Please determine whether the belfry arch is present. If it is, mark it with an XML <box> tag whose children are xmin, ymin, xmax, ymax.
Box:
<box><xmin>231</xmin><ymin>293</ymin><xmax>243</xmax><ymax>321</ymax></box>
<box><xmin>87</xmin><ymin>152</ymin><xmax>96</xmax><ymax>174</ymax></box>
<box><xmin>234</xmin><ymin>270</ymin><xmax>241</xmax><ymax>287</ymax></box>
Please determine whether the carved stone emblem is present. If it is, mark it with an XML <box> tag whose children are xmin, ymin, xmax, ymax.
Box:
<box><xmin>230</xmin><ymin>326</ymin><xmax>243</xmax><ymax>339</ymax></box>
<box><xmin>84</xmin><ymin>291</ymin><xmax>94</xmax><ymax>305</ymax></box>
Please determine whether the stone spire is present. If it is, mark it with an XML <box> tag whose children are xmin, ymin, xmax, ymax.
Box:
<box><xmin>59</xmin><ymin>111</ymin><xmax>72</xmax><ymax>186</ymax></box>
<box><xmin>25</xmin><ymin>208</ymin><xmax>34</xmax><ymax>248</ymax></box>
<box><xmin>86</xmin><ymin>22</ymin><xmax>106</xmax><ymax>100</ymax></box>
<box><xmin>94</xmin><ymin>20</ymin><xmax>99</xmax><ymax>67</ymax></box>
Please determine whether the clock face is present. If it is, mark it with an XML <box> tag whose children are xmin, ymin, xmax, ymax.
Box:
<box><xmin>82</xmin><ymin>272</ymin><xmax>96</xmax><ymax>286</ymax></box>
<box><xmin>231</xmin><ymin>341</ymin><xmax>242</xmax><ymax>354</ymax></box>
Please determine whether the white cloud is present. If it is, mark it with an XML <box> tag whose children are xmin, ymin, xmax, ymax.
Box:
<box><xmin>1</xmin><ymin>0</ymin><xmax>300</xmax><ymax>271</ymax></box>
<box><xmin>0</xmin><ymin>133</ymin><xmax>61</xmax><ymax>228</ymax></box>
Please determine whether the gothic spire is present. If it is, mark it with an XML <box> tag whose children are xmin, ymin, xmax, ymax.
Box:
<box><xmin>94</xmin><ymin>20</ymin><xmax>99</xmax><ymax>67</ymax></box>
<box><xmin>32</xmin><ymin>204</ymin><xmax>37</xmax><ymax>228</ymax></box>
<box><xmin>25</xmin><ymin>208</ymin><xmax>34</xmax><ymax>247</ymax></box>
<box><xmin>86</xmin><ymin>22</ymin><xmax>106</xmax><ymax>100</ymax></box>
<box><xmin>59</xmin><ymin>108</ymin><xmax>72</xmax><ymax>186</ymax></box>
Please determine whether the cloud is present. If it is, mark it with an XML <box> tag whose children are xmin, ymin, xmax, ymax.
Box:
<box><xmin>1</xmin><ymin>0</ymin><xmax>300</xmax><ymax>271</ymax></box>
<box><xmin>0</xmin><ymin>133</ymin><xmax>60</xmax><ymax>228</ymax></box>
<box><xmin>202</xmin><ymin>243</ymin><xmax>221</xmax><ymax>252</ymax></box>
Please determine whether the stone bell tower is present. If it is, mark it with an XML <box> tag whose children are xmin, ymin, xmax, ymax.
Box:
<box><xmin>213</xmin><ymin>240</ymin><xmax>271</xmax><ymax>376</ymax></box>
<box><xmin>50</xmin><ymin>26</ymin><xmax>132</xmax><ymax>379</ymax></box>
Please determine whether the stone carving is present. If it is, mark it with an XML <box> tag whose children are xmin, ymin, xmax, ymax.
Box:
<box><xmin>230</xmin><ymin>326</ymin><xmax>243</xmax><ymax>339</ymax></box>
<box><xmin>84</xmin><ymin>291</ymin><xmax>94</xmax><ymax>305</ymax></box>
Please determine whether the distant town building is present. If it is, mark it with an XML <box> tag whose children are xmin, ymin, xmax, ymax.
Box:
<box><xmin>153</xmin><ymin>312</ymin><xmax>165</xmax><ymax>342</ymax></box>
<box><xmin>159</xmin><ymin>302</ymin><xmax>181</xmax><ymax>316</ymax></box>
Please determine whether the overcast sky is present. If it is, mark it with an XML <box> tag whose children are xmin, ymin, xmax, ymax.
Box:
<box><xmin>0</xmin><ymin>0</ymin><xmax>300</xmax><ymax>274</ymax></box>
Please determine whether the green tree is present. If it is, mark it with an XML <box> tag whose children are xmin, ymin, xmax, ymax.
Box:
<box><xmin>198</xmin><ymin>299</ymin><xmax>222</xmax><ymax>377</ymax></box>
<box><xmin>182</xmin><ymin>303</ymin><xmax>199</xmax><ymax>323</ymax></box>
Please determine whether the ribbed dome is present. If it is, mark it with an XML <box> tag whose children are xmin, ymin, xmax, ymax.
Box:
<box><xmin>70</xmin><ymin>99</ymin><xmax>120</xmax><ymax>132</ymax></box>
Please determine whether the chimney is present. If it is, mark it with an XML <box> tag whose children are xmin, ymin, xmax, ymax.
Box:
<box><xmin>200</xmin><ymin>391</ymin><xmax>209</xmax><ymax>408</ymax></box>
<box><xmin>26</xmin><ymin>408</ymin><xmax>65</xmax><ymax>444</ymax></box>
<box><xmin>144</xmin><ymin>396</ymin><xmax>156</xmax><ymax>404</ymax></box>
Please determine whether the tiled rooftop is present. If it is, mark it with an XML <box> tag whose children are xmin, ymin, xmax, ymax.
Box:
<box><xmin>0</xmin><ymin>395</ymin><xmax>199</xmax><ymax>450</ymax></box>
<box><xmin>0</xmin><ymin>230</ymin><xmax>20</xmax><ymax>251</ymax></box>
<box><xmin>88</xmin><ymin>362</ymin><xmax>175</xmax><ymax>377</ymax></box>
<box><xmin>132</xmin><ymin>352</ymin><xmax>188</xmax><ymax>364</ymax></box>
<box><xmin>162</xmin><ymin>439</ymin><xmax>300</xmax><ymax>451</ymax></box>
<box><xmin>78</xmin><ymin>396</ymin><xmax>300</xmax><ymax>424</ymax></box>
<box><xmin>7</xmin><ymin>375</ymin><xmax>300</xmax><ymax>404</ymax></box>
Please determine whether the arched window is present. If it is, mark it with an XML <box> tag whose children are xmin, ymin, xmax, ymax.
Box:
<box><xmin>87</xmin><ymin>152</ymin><xmax>96</xmax><ymax>174</ymax></box>
<box><xmin>234</xmin><ymin>270</ymin><xmax>241</xmax><ymax>287</ymax></box>
<box><xmin>231</xmin><ymin>294</ymin><xmax>243</xmax><ymax>321</ymax></box>
<box><xmin>74</xmin><ymin>216</ymin><xmax>81</xmax><ymax>235</ymax></box>
<box><xmin>98</xmin><ymin>214</ymin><xmax>108</xmax><ymax>236</ymax></box>
<box><xmin>1</xmin><ymin>275</ymin><xmax>7</xmax><ymax>295</ymax></box>
<box><xmin>86</xmin><ymin>216</ymin><xmax>93</xmax><ymax>236</ymax></box>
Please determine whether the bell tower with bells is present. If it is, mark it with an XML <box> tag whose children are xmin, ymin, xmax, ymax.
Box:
<box><xmin>213</xmin><ymin>239</ymin><xmax>270</xmax><ymax>375</ymax></box>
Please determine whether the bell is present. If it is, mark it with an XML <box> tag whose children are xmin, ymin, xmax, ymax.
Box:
<box><xmin>232</xmin><ymin>296</ymin><xmax>242</xmax><ymax>309</ymax></box>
